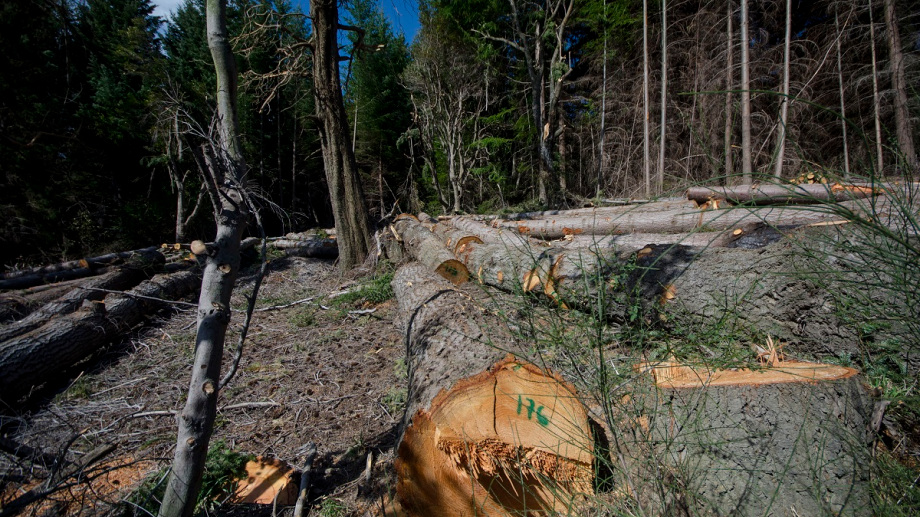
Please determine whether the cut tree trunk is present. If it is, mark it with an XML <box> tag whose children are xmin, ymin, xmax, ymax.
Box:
<box><xmin>549</xmin><ymin>221</ymin><xmax>780</xmax><ymax>251</ymax></box>
<box><xmin>490</xmin><ymin>198</ymin><xmax>885</xmax><ymax>239</ymax></box>
<box><xmin>268</xmin><ymin>239</ymin><xmax>338</xmax><ymax>259</ymax></box>
<box><xmin>420</xmin><ymin>223</ymin><xmax>865</xmax><ymax>358</ymax></box>
<box><xmin>391</xmin><ymin>263</ymin><xmax>596</xmax><ymax>515</ymax></box>
<box><xmin>621</xmin><ymin>360</ymin><xmax>872</xmax><ymax>516</ymax></box>
<box><xmin>686</xmin><ymin>184</ymin><xmax>877</xmax><ymax>205</ymax></box>
<box><xmin>0</xmin><ymin>262</ymin><xmax>159</xmax><ymax>343</ymax></box>
<box><xmin>392</xmin><ymin>216</ymin><xmax>469</xmax><ymax>285</ymax></box>
<box><xmin>0</xmin><ymin>269</ymin><xmax>200</xmax><ymax>405</ymax></box>
<box><xmin>0</xmin><ymin>246</ymin><xmax>161</xmax><ymax>282</ymax></box>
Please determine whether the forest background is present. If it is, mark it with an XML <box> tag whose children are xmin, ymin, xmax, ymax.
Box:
<box><xmin>1</xmin><ymin>0</ymin><xmax>917</xmax><ymax>268</ymax></box>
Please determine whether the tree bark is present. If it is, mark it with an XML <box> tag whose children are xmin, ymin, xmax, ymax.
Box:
<box><xmin>490</xmin><ymin>199</ymin><xmax>865</xmax><ymax>239</ymax></box>
<box><xmin>311</xmin><ymin>0</ymin><xmax>373</xmax><ymax>269</ymax></box>
<box><xmin>624</xmin><ymin>361</ymin><xmax>872</xmax><ymax>516</ymax></box>
<box><xmin>0</xmin><ymin>263</ymin><xmax>159</xmax><ymax>343</ymax></box>
<box><xmin>883</xmin><ymin>0</ymin><xmax>917</xmax><ymax>172</ymax></box>
<box><xmin>835</xmin><ymin>8</ymin><xmax>850</xmax><ymax>178</ymax></box>
<box><xmin>390</xmin><ymin>263</ymin><xmax>594</xmax><ymax>515</ymax></box>
<box><xmin>869</xmin><ymin>0</ymin><xmax>884</xmax><ymax>174</ymax></box>
<box><xmin>740</xmin><ymin>0</ymin><xmax>752</xmax><ymax>184</ymax></box>
<box><xmin>686</xmin><ymin>184</ymin><xmax>877</xmax><ymax>205</ymax></box>
<box><xmin>0</xmin><ymin>270</ymin><xmax>201</xmax><ymax>406</ymax></box>
<box><xmin>643</xmin><ymin>0</ymin><xmax>651</xmax><ymax>196</ymax></box>
<box><xmin>773</xmin><ymin>0</ymin><xmax>791</xmax><ymax>178</ymax></box>
<box><xmin>658</xmin><ymin>0</ymin><xmax>667</xmax><ymax>193</ymax></box>
<box><xmin>418</xmin><ymin>224</ymin><xmax>871</xmax><ymax>358</ymax></box>
<box><xmin>0</xmin><ymin>246</ymin><xmax>161</xmax><ymax>283</ymax></box>
<box><xmin>159</xmin><ymin>0</ymin><xmax>250</xmax><ymax>514</ymax></box>
<box><xmin>393</xmin><ymin>216</ymin><xmax>470</xmax><ymax>285</ymax></box>
<box><xmin>723</xmin><ymin>1</ymin><xmax>734</xmax><ymax>181</ymax></box>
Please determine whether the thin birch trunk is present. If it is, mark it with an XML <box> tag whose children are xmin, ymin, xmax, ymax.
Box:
<box><xmin>643</xmin><ymin>0</ymin><xmax>651</xmax><ymax>196</ymax></box>
<box><xmin>740</xmin><ymin>0</ymin><xmax>752</xmax><ymax>184</ymax></box>
<box><xmin>869</xmin><ymin>0</ymin><xmax>884</xmax><ymax>174</ymax></box>
<box><xmin>658</xmin><ymin>0</ymin><xmax>667</xmax><ymax>193</ymax></box>
<box><xmin>773</xmin><ymin>0</ymin><xmax>791</xmax><ymax>178</ymax></box>
<box><xmin>723</xmin><ymin>1</ymin><xmax>734</xmax><ymax>183</ymax></box>
<box><xmin>158</xmin><ymin>0</ymin><xmax>249</xmax><ymax>515</ymax></box>
<box><xmin>835</xmin><ymin>9</ymin><xmax>850</xmax><ymax>178</ymax></box>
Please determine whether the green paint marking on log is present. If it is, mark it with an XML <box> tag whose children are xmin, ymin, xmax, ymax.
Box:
<box><xmin>516</xmin><ymin>395</ymin><xmax>550</xmax><ymax>427</ymax></box>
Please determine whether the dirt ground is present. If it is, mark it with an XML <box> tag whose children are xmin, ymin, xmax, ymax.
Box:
<box><xmin>0</xmin><ymin>256</ymin><xmax>405</xmax><ymax>516</ymax></box>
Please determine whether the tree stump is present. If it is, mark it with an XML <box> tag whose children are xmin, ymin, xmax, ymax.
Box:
<box><xmin>396</xmin><ymin>357</ymin><xmax>596</xmax><ymax>517</ymax></box>
<box><xmin>391</xmin><ymin>263</ymin><xmax>597</xmax><ymax>515</ymax></box>
<box><xmin>621</xmin><ymin>360</ymin><xmax>873</xmax><ymax>516</ymax></box>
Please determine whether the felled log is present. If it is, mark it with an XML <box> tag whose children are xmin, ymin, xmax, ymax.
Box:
<box><xmin>268</xmin><ymin>238</ymin><xmax>339</xmax><ymax>259</ymax></box>
<box><xmin>476</xmin><ymin>198</ymin><xmax>683</xmax><ymax>221</ymax></box>
<box><xmin>0</xmin><ymin>246</ymin><xmax>162</xmax><ymax>289</ymax></box>
<box><xmin>623</xmin><ymin>360</ymin><xmax>872</xmax><ymax>516</ymax></box>
<box><xmin>0</xmin><ymin>269</ymin><xmax>200</xmax><ymax>405</ymax></box>
<box><xmin>490</xmin><ymin>199</ymin><xmax>879</xmax><ymax>239</ymax></box>
<box><xmin>393</xmin><ymin>216</ymin><xmax>470</xmax><ymax>285</ymax></box>
<box><xmin>427</xmin><ymin>223</ymin><xmax>863</xmax><ymax>357</ymax></box>
<box><xmin>0</xmin><ymin>265</ymin><xmax>156</xmax><ymax>342</ymax></box>
<box><xmin>391</xmin><ymin>263</ymin><xmax>595</xmax><ymax>515</ymax></box>
<box><xmin>686</xmin><ymin>183</ymin><xmax>877</xmax><ymax>205</ymax></box>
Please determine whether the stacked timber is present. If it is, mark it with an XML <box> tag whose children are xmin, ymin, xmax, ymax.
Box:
<box><xmin>0</xmin><ymin>269</ymin><xmax>201</xmax><ymax>405</ymax></box>
<box><xmin>388</xmin><ymin>262</ymin><xmax>875</xmax><ymax>516</ymax></box>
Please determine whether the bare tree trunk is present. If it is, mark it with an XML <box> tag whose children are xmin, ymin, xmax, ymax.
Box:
<box><xmin>883</xmin><ymin>0</ymin><xmax>917</xmax><ymax>172</ymax></box>
<box><xmin>869</xmin><ymin>0</ymin><xmax>884</xmax><ymax>174</ymax></box>
<box><xmin>643</xmin><ymin>0</ymin><xmax>651</xmax><ymax>196</ymax></box>
<box><xmin>311</xmin><ymin>0</ymin><xmax>373</xmax><ymax>269</ymax></box>
<box><xmin>723</xmin><ymin>1</ymin><xmax>734</xmax><ymax>182</ymax></box>
<box><xmin>598</xmin><ymin>0</ymin><xmax>607</xmax><ymax>197</ymax></box>
<box><xmin>740</xmin><ymin>0</ymin><xmax>752</xmax><ymax>184</ymax></box>
<box><xmin>835</xmin><ymin>9</ymin><xmax>850</xmax><ymax>178</ymax></box>
<box><xmin>158</xmin><ymin>0</ymin><xmax>250</xmax><ymax>515</ymax></box>
<box><xmin>773</xmin><ymin>0</ymin><xmax>791</xmax><ymax>178</ymax></box>
<box><xmin>658</xmin><ymin>0</ymin><xmax>667</xmax><ymax>194</ymax></box>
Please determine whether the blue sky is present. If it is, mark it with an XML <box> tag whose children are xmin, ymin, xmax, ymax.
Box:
<box><xmin>151</xmin><ymin>0</ymin><xmax>421</xmax><ymax>42</ymax></box>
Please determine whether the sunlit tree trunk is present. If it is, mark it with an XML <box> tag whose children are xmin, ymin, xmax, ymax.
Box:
<box><xmin>158</xmin><ymin>0</ymin><xmax>248</xmax><ymax>514</ymax></box>
<box><xmin>740</xmin><ymin>0</ymin><xmax>752</xmax><ymax>184</ymax></box>
<box><xmin>311</xmin><ymin>0</ymin><xmax>373</xmax><ymax>268</ymax></box>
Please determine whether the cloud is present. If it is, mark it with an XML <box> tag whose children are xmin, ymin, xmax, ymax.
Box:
<box><xmin>151</xmin><ymin>0</ymin><xmax>184</xmax><ymax>21</ymax></box>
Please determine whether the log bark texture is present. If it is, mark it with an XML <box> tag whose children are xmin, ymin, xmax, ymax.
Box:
<box><xmin>0</xmin><ymin>260</ymin><xmax>161</xmax><ymax>342</ymax></box>
<box><xmin>0</xmin><ymin>270</ymin><xmax>200</xmax><ymax>405</ymax></box>
<box><xmin>393</xmin><ymin>217</ymin><xmax>470</xmax><ymax>285</ymax></box>
<box><xmin>623</xmin><ymin>361</ymin><xmax>873</xmax><ymax>516</ymax></box>
<box><xmin>686</xmin><ymin>184</ymin><xmax>876</xmax><ymax>204</ymax></box>
<box><xmin>391</xmin><ymin>263</ymin><xmax>595</xmax><ymax>515</ymax></box>
<box><xmin>430</xmin><ymin>224</ymin><xmax>863</xmax><ymax>358</ymax></box>
<box><xmin>490</xmin><ymin>199</ymin><xmax>876</xmax><ymax>239</ymax></box>
<box><xmin>0</xmin><ymin>246</ymin><xmax>161</xmax><ymax>282</ymax></box>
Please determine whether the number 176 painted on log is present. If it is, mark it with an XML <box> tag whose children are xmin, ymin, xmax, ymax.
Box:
<box><xmin>517</xmin><ymin>395</ymin><xmax>550</xmax><ymax>427</ymax></box>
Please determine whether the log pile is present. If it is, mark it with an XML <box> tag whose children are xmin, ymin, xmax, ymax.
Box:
<box><xmin>384</xmin><ymin>184</ymin><xmax>893</xmax><ymax>515</ymax></box>
<box><xmin>0</xmin><ymin>230</ymin><xmax>340</xmax><ymax>406</ymax></box>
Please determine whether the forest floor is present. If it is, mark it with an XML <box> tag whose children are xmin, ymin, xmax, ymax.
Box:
<box><xmin>2</xmin><ymin>256</ymin><xmax>405</xmax><ymax>516</ymax></box>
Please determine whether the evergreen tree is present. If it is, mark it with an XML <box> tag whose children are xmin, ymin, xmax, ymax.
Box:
<box><xmin>344</xmin><ymin>0</ymin><xmax>412</xmax><ymax>217</ymax></box>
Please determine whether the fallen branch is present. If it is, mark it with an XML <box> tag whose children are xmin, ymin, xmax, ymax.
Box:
<box><xmin>293</xmin><ymin>442</ymin><xmax>318</xmax><ymax>517</ymax></box>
